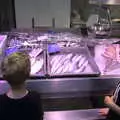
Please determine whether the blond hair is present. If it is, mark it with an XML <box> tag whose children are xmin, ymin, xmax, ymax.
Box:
<box><xmin>1</xmin><ymin>52</ymin><xmax>31</xmax><ymax>87</ymax></box>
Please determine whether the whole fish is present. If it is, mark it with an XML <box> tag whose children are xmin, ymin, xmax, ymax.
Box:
<box><xmin>74</xmin><ymin>55</ymin><xmax>83</xmax><ymax>63</ymax></box>
<box><xmin>78</xmin><ymin>57</ymin><xmax>87</xmax><ymax>68</ymax></box>
<box><xmin>51</xmin><ymin>54</ymin><xmax>73</xmax><ymax>73</ymax></box>
<box><xmin>31</xmin><ymin>59</ymin><xmax>43</xmax><ymax>74</ymax></box>
<box><xmin>30</xmin><ymin>57</ymin><xmax>36</xmax><ymax>66</ymax></box>
<box><xmin>59</xmin><ymin>54</ymin><xmax>72</xmax><ymax>64</ymax></box>
<box><xmin>51</xmin><ymin>55</ymin><xmax>64</xmax><ymax>73</ymax></box>
<box><xmin>72</xmin><ymin>55</ymin><xmax>79</xmax><ymax>62</ymax></box>
<box><xmin>29</xmin><ymin>48</ymin><xmax>43</xmax><ymax>58</ymax></box>
<box><xmin>51</xmin><ymin>55</ymin><xmax>63</xmax><ymax>65</ymax></box>
<box><xmin>75</xmin><ymin>61</ymin><xmax>88</xmax><ymax>73</ymax></box>
<box><xmin>54</xmin><ymin>65</ymin><xmax>64</xmax><ymax>74</ymax></box>
<box><xmin>62</xmin><ymin>61</ymin><xmax>71</xmax><ymax>73</ymax></box>
<box><xmin>68</xmin><ymin>62</ymin><xmax>75</xmax><ymax>72</ymax></box>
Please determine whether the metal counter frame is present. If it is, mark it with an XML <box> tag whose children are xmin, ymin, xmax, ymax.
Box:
<box><xmin>0</xmin><ymin>77</ymin><xmax>119</xmax><ymax>98</ymax></box>
<box><xmin>0</xmin><ymin>77</ymin><xmax>120</xmax><ymax>111</ymax></box>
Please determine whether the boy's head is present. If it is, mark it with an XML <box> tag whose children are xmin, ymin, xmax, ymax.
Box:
<box><xmin>1</xmin><ymin>52</ymin><xmax>31</xmax><ymax>88</ymax></box>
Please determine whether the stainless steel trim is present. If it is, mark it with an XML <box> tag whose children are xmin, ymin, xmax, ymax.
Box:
<box><xmin>0</xmin><ymin>77</ymin><xmax>119</xmax><ymax>98</ymax></box>
<box><xmin>89</xmin><ymin>0</ymin><xmax>120</xmax><ymax>5</ymax></box>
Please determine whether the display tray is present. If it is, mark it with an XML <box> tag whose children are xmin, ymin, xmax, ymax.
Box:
<box><xmin>4</xmin><ymin>33</ymin><xmax>47</xmax><ymax>77</ymax></box>
<box><xmin>47</xmin><ymin>45</ymin><xmax>100</xmax><ymax>77</ymax></box>
<box><xmin>94</xmin><ymin>44</ymin><xmax>120</xmax><ymax>76</ymax></box>
<box><xmin>0</xmin><ymin>35</ymin><xmax>8</xmax><ymax>78</ymax></box>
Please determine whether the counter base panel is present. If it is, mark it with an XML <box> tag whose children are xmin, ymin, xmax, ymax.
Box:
<box><xmin>0</xmin><ymin>77</ymin><xmax>119</xmax><ymax>110</ymax></box>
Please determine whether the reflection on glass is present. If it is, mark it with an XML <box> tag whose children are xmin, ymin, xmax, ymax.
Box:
<box><xmin>87</xmin><ymin>4</ymin><xmax>112</xmax><ymax>38</ymax></box>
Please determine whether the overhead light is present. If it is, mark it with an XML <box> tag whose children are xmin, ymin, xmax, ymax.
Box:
<box><xmin>89</xmin><ymin>0</ymin><xmax>120</xmax><ymax>5</ymax></box>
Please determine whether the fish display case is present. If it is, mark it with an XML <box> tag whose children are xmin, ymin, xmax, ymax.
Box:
<box><xmin>1</xmin><ymin>31</ymin><xmax>120</xmax><ymax>112</ymax></box>
<box><xmin>4</xmin><ymin>32</ymin><xmax>47</xmax><ymax>77</ymax></box>
<box><xmin>47</xmin><ymin>40</ymin><xmax>100</xmax><ymax>77</ymax></box>
<box><xmin>4</xmin><ymin>31</ymin><xmax>120</xmax><ymax>77</ymax></box>
<box><xmin>4</xmin><ymin>31</ymin><xmax>102</xmax><ymax>77</ymax></box>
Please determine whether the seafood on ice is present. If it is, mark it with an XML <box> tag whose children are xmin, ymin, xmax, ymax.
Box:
<box><xmin>94</xmin><ymin>44</ymin><xmax>120</xmax><ymax>75</ymax></box>
<box><xmin>50</xmin><ymin>53</ymin><xmax>91</xmax><ymax>74</ymax></box>
<box><xmin>29</xmin><ymin>48</ymin><xmax>43</xmax><ymax>58</ymax></box>
<box><xmin>7</xmin><ymin>32</ymin><xmax>45</xmax><ymax>75</ymax></box>
<box><xmin>30</xmin><ymin>58</ymin><xmax>44</xmax><ymax>75</ymax></box>
<box><xmin>57</xmin><ymin>41</ymin><xmax>80</xmax><ymax>48</ymax></box>
<box><xmin>29</xmin><ymin>48</ymin><xmax>44</xmax><ymax>75</ymax></box>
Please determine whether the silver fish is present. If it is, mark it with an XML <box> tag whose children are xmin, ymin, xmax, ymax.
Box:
<box><xmin>51</xmin><ymin>55</ymin><xmax>64</xmax><ymax>73</ymax></box>
<box><xmin>74</xmin><ymin>55</ymin><xmax>83</xmax><ymax>63</ymax></box>
<box><xmin>51</xmin><ymin>55</ymin><xmax>63</xmax><ymax>65</ymax></box>
<box><xmin>78</xmin><ymin>57</ymin><xmax>87</xmax><ymax>68</ymax></box>
<box><xmin>30</xmin><ymin>57</ymin><xmax>36</xmax><ymax>66</ymax></box>
<box><xmin>29</xmin><ymin>48</ymin><xmax>43</xmax><ymax>58</ymax></box>
<box><xmin>72</xmin><ymin>55</ymin><xmax>79</xmax><ymax>62</ymax></box>
<box><xmin>62</xmin><ymin>61</ymin><xmax>71</xmax><ymax>73</ymax></box>
<box><xmin>75</xmin><ymin>61</ymin><xmax>88</xmax><ymax>73</ymax></box>
<box><xmin>31</xmin><ymin>59</ymin><xmax>43</xmax><ymax>74</ymax></box>
<box><xmin>55</xmin><ymin>65</ymin><xmax>64</xmax><ymax>74</ymax></box>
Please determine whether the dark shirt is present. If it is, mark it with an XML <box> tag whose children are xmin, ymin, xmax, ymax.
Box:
<box><xmin>107</xmin><ymin>83</ymin><xmax>120</xmax><ymax>120</ymax></box>
<box><xmin>0</xmin><ymin>91</ymin><xmax>43</xmax><ymax>120</ymax></box>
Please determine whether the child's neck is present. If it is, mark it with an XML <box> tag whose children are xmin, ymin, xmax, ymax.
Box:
<box><xmin>7</xmin><ymin>85</ymin><xmax>29</xmax><ymax>99</ymax></box>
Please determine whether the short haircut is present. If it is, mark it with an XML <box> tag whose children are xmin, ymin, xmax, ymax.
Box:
<box><xmin>1</xmin><ymin>52</ymin><xmax>31</xmax><ymax>87</ymax></box>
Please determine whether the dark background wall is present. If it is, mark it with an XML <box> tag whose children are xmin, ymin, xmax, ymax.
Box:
<box><xmin>71</xmin><ymin>0</ymin><xmax>90</xmax><ymax>22</ymax></box>
<box><xmin>0</xmin><ymin>0</ymin><xmax>120</xmax><ymax>31</ymax></box>
<box><xmin>0</xmin><ymin>0</ymin><xmax>16</xmax><ymax>32</ymax></box>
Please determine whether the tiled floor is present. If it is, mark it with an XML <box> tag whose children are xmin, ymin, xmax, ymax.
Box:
<box><xmin>44</xmin><ymin>109</ymin><xmax>106</xmax><ymax>120</ymax></box>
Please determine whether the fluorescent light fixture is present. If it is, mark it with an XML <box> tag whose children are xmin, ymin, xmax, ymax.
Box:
<box><xmin>89</xmin><ymin>0</ymin><xmax>120</xmax><ymax>5</ymax></box>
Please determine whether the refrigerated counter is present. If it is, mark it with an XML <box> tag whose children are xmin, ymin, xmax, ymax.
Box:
<box><xmin>0</xmin><ymin>76</ymin><xmax>119</xmax><ymax>110</ymax></box>
<box><xmin>0</xmin><ymin>31</ymin><xmax>120</xmax><ymax>112</ymax></box>
<box><xmin>0</xmin><ymin>77</ymin><xmax>118</xmax><ymax>120</ymax></box>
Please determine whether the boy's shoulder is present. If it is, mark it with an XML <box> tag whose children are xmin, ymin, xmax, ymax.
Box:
<box><xmin>29</xmin><ymin>91</ymin><xmax>40</xmax><ymax>96</ymax></box>
<box><xmin>0</xmin><ymin>94</ymin><xmax>8</xmax><ymax>102</ymax></box>
<box><xmin>25</xmin><ymin>91</ymin><xmax>42</xmax><ymax>105</ymax></box>
<box><xmin>27</xmin><ymin>91</ymin><xmax>41</xmax><ymax>100</ymax></box>
<box><xmin>0</xmin><ymin>94</ymin><xmax>6</xmax><ymax>98</ymax></box>
<box><xmin>0</xmin><ymin>91</ymin><xmax>41</xmax><ymax>101</ymax></box>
